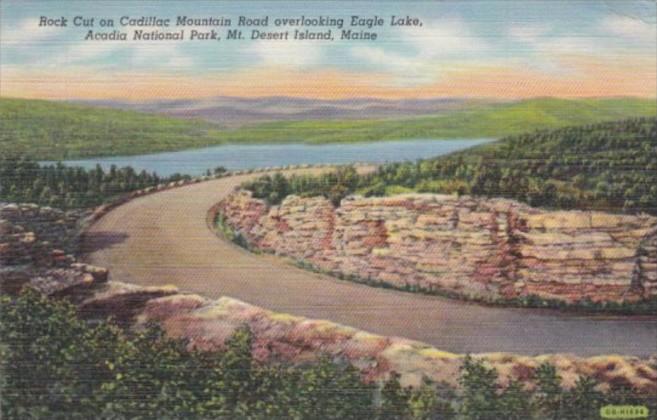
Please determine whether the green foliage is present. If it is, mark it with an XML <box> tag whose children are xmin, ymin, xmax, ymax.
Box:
<box><xmin>561</xmin><ymin>376</ymin><xmax>604</xmax><ymax>420</ymax></box>
<box><xmin>244</xmin><ymin>117</ymin><xmax>657</xmax><ymax>215</ymax></box>
<box><xmin>215</xmin><ymin>213</ymin><xmax>250</xmax><ymax>249</ymax></box>
<box><xmin>243</xmin><ymin>166</ymin><xmax>360</xmax><ymax>206</ymax></box>
<box><xmin>535</xmin><ymin>362</ymin><xmax>564</xmax><ymax>419</ymax></box>
<box><xmin>407</xmin><ymin>377</ymin><xmax>456</xmax><ymax>420</ymax></box>
<box><xmin>0</xmin><ymin>288</ymin><xmax>98</xmax><ymax>418</ymax></box>
<box><xmin>1</xmin><ymin>290</ymin><xmax>653</xmax><ymax>419</ymax></box>
<box><xmin>457</xmin><ymin>357</ymin><xmax>657</xmax><ymax>420</ymax></box>
<box><xmin>0</xmin><ymin>157</ymin><xmax>189</xmax><ymax>209</ymax></box>
<box><xmin>497</xmin><ymin>380</ymin><xmax>533</xmax><ymax>420</ymax></box>
<box><xmin>292</xmin><ymin>357</ymin><xmax>375</xmax><ymax>419</ymax></box>
<box><xmin>380</xmin><ymin>372</ymin><xmax>411</xmax><ymax>419</ymax></box>
<box><xmin>2</xmin><ymin>97</ymin><xmax>655</xmax><ymax>160</ymax></box>
<box><xmin>0</xmin><ymin>97</ymin><xmax>226</xmax><ymax>160</ymax></box>
<box><xmin>366</xmin><ymin>117</ymin><xmax>657</xmax><ymax>214</ymax></box>
<box><xmin>459</xmin><ymin>355</ymin><xmax>501</xmax><ymax>419</ymax></box>
<box><xmin>0</xmin><ymin>289</ymin><xmax>376</xmax><ymax>419</ymax></box>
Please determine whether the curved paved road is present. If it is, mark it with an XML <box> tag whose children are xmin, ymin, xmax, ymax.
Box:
<box><xmin>83</xmin><ymin>172</ymin><xmax>657</xmax><ymax>356</ymax></box>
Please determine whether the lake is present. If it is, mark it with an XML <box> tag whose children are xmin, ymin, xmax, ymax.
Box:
<box><xmin>53</xmin><ymin>139</ymin><xmax>493</xmax><ymax>176</ymax></box>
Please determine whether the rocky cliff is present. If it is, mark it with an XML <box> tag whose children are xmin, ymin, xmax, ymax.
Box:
<box><xmin>218</xmin><ymin>191</ymin><xmax>657</xmax><ymax>304</ymax></box>
<box><xmin>0</xmin><ymin>203</ymin><xmax>108</xmax><ymax>295</ymax></box>
<box><xmin>3</xmin><ymin>201</ymin><xmax>656</xmax><ymax>393</ymax></box>
<box><xmin>90</xmin><ymin>282</ymin><xmax>657</xmax><ymax>392</ymax></box>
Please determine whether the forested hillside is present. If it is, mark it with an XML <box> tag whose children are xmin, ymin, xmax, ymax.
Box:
<box><xmin>0</xmin><ymin>157</ymin><xmax>190</xmax><ymax>209</ymax></box>
<box><xmin>1</xmin><ymin>97</ymin><xmax>655</xmax><ymax>160</ymax></box>
<box><xmin>244</xmin><ymin>117</ymin><xmax>657</xmax><ymax>214</ymax></box>
<box><xmin>0</xmin><ymin>98</ymin><xmax>224</xmax><ymax>160</ymax></box>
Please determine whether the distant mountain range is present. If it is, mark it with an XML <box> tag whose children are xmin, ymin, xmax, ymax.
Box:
<box><xmin>69</xmin><ymin>96</ymin><xmax>496</xmax><ymax>125</ymax></box>
<box><xmin>3</xmin><ymin>96</ymin><xmax>655</xmax><ymax>160</ymax></box>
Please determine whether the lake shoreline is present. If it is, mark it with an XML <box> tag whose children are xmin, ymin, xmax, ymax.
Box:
<box><xmin>44</xmin><ymin>138</ymin><xmax>494</xmax><ymax>177</ymax></box>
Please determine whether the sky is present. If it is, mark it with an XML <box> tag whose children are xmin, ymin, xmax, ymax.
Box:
<box><xmin>1</xmin><ymin>0</ymin><xmax>655</xmax><ymax>101</ymax></box>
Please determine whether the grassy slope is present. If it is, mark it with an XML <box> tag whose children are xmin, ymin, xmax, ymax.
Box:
<box><xmin>247</xmin><ymin>97</ymin><xmax>656</xmax><ymax>143</ymax></box>
<box><xmin>1</xmin><ymin>96</ymin><xmax>655</xmax><ymax>160</ymax></box>
<box><xmin>0</xmin><ymin>98</ymin><xmax>226</xmax><ymax>159</ymax></box>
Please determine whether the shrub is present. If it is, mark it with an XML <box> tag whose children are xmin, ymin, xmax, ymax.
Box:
<box><xmin>1</xmin><ymin>289</ymin><xmax>652</xmax><ymax>419</ymax></box>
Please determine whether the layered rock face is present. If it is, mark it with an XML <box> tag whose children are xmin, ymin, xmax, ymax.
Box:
<box><xmin>0</xmin><ymin>203</ymin><xmax>84</xmax><ymax>264</ymax></box>
<box><xmin>218</xmin><ymin>191</ymin><xmax>657</xmax><ymax>303</ymax></box>
<box><xmin>21</xmin><ymin>276</ymin><xmax>653</xmax><ymax>393</ymax></box>
<box><xmin>0</xmin><ymin>203</ymin><xmax>107</xmax><ymax>295</ymax></box>
<box><xmin>3</xmin><ymin>201</ymin><xmax>656</xmax><ymax>393</ymax></box>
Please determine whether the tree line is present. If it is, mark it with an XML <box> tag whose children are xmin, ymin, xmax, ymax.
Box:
<box><xmin>243</xmin><ymin>117</ymin><xmax>657</xmax><ymax>215</ymax></box>
<box><xmin>243</xmin><ymin>167</ymin><xmax>361</xmax><ymax>206</ymax></box>
<box><xmin>1</xmin><ymin>289</ymin><xmax>653</xmax><ymax>419</ymax></box>
<box><xmin>0</xmin><ymin>156</ymin><xmax>190</xmax><ymax>209</ymax></box>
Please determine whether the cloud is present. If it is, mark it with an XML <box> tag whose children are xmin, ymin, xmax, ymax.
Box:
<box><xmin>351</xmin><ymin>46</ymin><xmax>421</xmax><ymax>73</ymax></box>
<box><xmin>508</xmin><ymin>24</ymin><xmax>551</xmax><ymax>43</ymax></box>
<box><xmin>350</xmin><ymin>45</ymin><xmax>441</xmax><ymax>86</ymax></box>
<box><xmin>64</xmin><ymin>42</ymin><xmax>122</xmax><ymax>62</ymax></box>
<box><xmin>505</xmin><ymin>23</ymin><xmax>611</xmax><ymax>76</ymax></box>
<box><xmin>350</xmin><ymin>19</ymin><xmax>489</xmax><ymax>86</ymax></box>
<box><xmin>402</xmin><ymin>19</ymin><xmax>489</xmax><ymax>57</ymax></box>
<box><xmin>246</xmin><ymin>40</ymin><xmax>325</xmax><ymax>69</ymax></box>
<box><xmin>1</xmin><ymin>17</ymin><xmax>195</xmax><ymax>72</ymax></box>
<box><xmin>0</xmin><ymin>18</ymin><xmax>62</xmax><ymax>44</ymax></box>
<box><xmin>4</xmin><ymin>55</ymin><xmax>654</xmax><ymax>101</ymax></box>
<box><xmin>600</xmin><ymin>15</ymin><xmax>656</xmax><ymax>43</ymax></box>
<box><xmin>33</xmin><ymin>36</ymin><xmax>195</xmax><ymax>71</ymax></box>
<box><xmin>504</xmin><ymin>18</ymin><xmax>653</xmax><ymax>79</ymax></box>
<box><xmin>539</xmin><ymin>36</ymin><xmax>601</xmax><ymax>55</ymax></box>
<box><xmin>128</xmin><ymin>42</ymin><xmax>194</xmax><ymax>69</ymax></box>
<box><xmin>507</xmin><ymin>22</ymin><xmax>601</xmax><ymax>56</ymax></box>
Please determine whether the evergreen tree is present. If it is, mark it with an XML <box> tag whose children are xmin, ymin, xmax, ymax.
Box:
<box><xmin>459</xmin><ymin>355</ymin><xmax>500</xmax><ymax>420</ymax></box>
<box><xmin>535</xmin><ymin>362</ymin><xmax>563</xmax><ymax>419</ymax></box>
